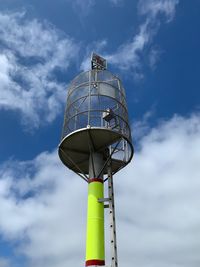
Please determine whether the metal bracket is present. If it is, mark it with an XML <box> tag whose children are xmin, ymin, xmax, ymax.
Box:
<box><xmin>97</xmin><ymin>139</ymin><xmax>122</xmax><ymax>179</ymax></box>
<box><xmin>98</xmin><ymin>198</ymin><xmax>111</xmax><ymax>203</ymax></box>
<box><xmin>59</xmin><ymin>148</ymin><xmax>89</xmax><ymax>182</ymax></box>
<box><xmin>98</xmin><ymin>198</ymin><xmax>110</xmax><ymax>209</ymax></box>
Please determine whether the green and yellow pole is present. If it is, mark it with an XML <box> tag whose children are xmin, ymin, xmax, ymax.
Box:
<box><xmin>85</xmin><ymin>153</ymin><xmax>105</xmax><ymax>266</ymax></box>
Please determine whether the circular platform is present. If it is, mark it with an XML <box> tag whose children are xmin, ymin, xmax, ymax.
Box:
<box><xmin>58</xmin><ymin>127</ymin><xmax>133</xmax><ymax>175</ymax></box>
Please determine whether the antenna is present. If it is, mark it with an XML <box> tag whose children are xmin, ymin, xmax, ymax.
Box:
<box><xmin>58</xmin><ymin>53</ymin><xmax>134</xmax><ymax>267</ymax></box>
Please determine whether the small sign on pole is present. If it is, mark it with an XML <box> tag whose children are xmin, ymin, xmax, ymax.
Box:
<box><xmin>91</xmin><ymin>53</ymin><xmax>107</xmax><ymax>70</ymax></box>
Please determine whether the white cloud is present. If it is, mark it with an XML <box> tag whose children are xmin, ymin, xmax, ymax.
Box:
<box><xmin>0</xmin><ymin>12</ymin><xmax>79</xmax><ymax>128</ymax></box>
<box><xmin>0</xmin><ymin>258</ymin><xmax>10</xmax><ymax>267</ymax></box>
<box><xmin>92</xmin><ymin>0</ymin><xmax>179</xmax><ymax>78</ymax></box>
<box><xmin>0</xmin><ymin>150</ymin><xmax>87</xmax><ymax>267</ymax></box>
<box><xmin>148</xmin><ymin>47</ymin><xmax>162</xmax><ymax>69</ymax></box>
<box><xmin>116</xmin><ymin>113</ymin><xmax>200</xmax><ymax>266</ymax></box>
<box><xmin>132</xmin><ymin>109</ymin><xmax>155</xmax><ymax>141</ymax></box>
<box><xmin>106</xmin><ymin>20</ymin><xmax>150</xmax><ymax>74</ymax></box>
<box><xmin>0</xmin><ymin>113</ymin><xmax>200</xmax><ymax>267</ymax></box>
<box><xmin>138</xmin><ymin>0</ymin><xmax>179</xmax><ymax>22</ymax></box>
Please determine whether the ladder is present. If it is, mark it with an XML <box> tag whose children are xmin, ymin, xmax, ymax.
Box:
<box><xmin>107</xmin><ymin>164</ymin><xmax>118</xmax><ymax>267</ymax></box>
<box><xmin>99</xmin><ymin>163</ymin><xmax>118</xmax><ymax>267</ymax></box>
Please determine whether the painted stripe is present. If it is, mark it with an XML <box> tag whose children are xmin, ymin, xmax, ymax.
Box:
<box><xmin>85</xmin><ymin>259</ymin><xmax>105</xmax><ymax>266</ymax></box>
<box><xmin>88</xmin><ymin>178</ymin><xmax>103</xmax><ymax>183</ymax></box>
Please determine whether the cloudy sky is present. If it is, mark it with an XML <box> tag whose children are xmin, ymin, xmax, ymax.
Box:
<box><xmin>0</xmin><ymin>0</ymin><xmax>200</xmax><ymax>266</ymax></box>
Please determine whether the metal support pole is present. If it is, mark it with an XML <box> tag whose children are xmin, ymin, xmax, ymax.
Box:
<box><xmin>85</xmin><ymin>152</ymin><xmax>105</xmax><ymax>267</ymax></box>
<box><xmin>107</xmin><ymin>163</ymin><xmax>118</xmax><ymax>267</ymax></box>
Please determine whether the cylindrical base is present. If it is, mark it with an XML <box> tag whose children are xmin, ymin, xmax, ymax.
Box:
<box><xmin>85</xmin><ymin>178</ymin><xmax>105</xmax><ymax>266</ymax></box>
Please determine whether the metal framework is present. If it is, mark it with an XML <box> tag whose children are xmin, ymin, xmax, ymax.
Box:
<box><xmin>58</xmin><ymin>53</ymin><xmax>134</xmax><ymax>267</ymax></box>
<box><xmin>59</xmin><ymin>68</ymin><xmax>133</xmax><ymax>176</ymax></box>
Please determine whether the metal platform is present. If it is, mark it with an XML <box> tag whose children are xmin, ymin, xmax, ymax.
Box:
<box><xmin>58</xmin><ymin>127</ymin><xmax>133</xmax><ymax>176</ymax></box>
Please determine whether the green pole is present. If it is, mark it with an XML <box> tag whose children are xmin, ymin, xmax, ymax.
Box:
<box><xmin>85</xmin><ymin>153</ymin><xmax>105</xmax><ymax>266</ymax></box>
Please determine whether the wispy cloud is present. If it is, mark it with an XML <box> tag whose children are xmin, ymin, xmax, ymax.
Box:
<box><xmin>138</xmin><ymin>0</ymin><xmax>179</xmax><ymax>22</ymax></box>
<box><xmin>0</xmin><ymin>258</ymin><xmax>10</xmax><ymax>267</ymax></box>
<box><xmin>80</xmin><ymin>0</ymin><xmax>179</xmax><ymax>76</ymax></box>
<box><xmin>0</xmin><ymin>112</ymin><xmax>200</xmax><ymax>267</ymax></box>
<box><xmin>67</xmin><ymin>0</ymin><xmax>122</xmax><ymax>16</ymax></box>
<box><xmin>132</xmin><ymin>108</ymin><xmax>156</xmax><ymax>141</ymax></box>
<box><xmin>148</xmin><ymin>47</ymin><xmax>162</xmax><ymax>69</ymax></box>
<box><xmin>0</xmin><ymin>12</ymin><xmax>79</xmax><ymax>128</ymax></box>
<box><xmin>70</xmin><ymin>0</ymin><xmax>95</xmax><ymax>15</ymax></box>
<box><xmin>107</xmin><ymin>0</ymin><xmax>179</xmax><ymax>76</ymax></box>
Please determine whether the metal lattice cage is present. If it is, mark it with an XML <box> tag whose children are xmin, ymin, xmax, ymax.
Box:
<box><xmin>59</xmin><ymin>69</ymin><xmax>133</xmax><ymax>177</ymax></box>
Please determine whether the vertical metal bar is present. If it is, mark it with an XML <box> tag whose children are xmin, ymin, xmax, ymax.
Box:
<box><xmin>75</xmin><ymin>111</ymin><xmax>77</xmax><ymax>130</ymax></box>
<box><xmin>88</xmin><ymin>71</ymin><xmax>91</xmax><ymax>125</ymax></box>
<box><xmin>87</xmin><ymin>130</ymin><xmax>96</xmax><ymax>178</ymax></box>
<box><xmin>107</xmin><ymin>163</ymin><xmax>118</xmax><ymax>267</ymax></box>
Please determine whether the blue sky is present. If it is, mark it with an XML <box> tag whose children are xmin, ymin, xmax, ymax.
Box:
<box><xmin>0</xmin><ymin>1</ymin><xmax>200</xmax><ymax>267</ymax></box>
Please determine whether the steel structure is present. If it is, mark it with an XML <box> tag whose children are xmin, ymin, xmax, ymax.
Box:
<box><xmin>58</xmin><ymin>53</ymin><xmax>133</xmax><ymax>267</ymax></box>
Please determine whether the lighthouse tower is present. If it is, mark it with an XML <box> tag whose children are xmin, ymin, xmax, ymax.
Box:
<box><xmin>58</xmin><ymin>53</ymin><xmax>133</xmax><ymax>267</ymax></box>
